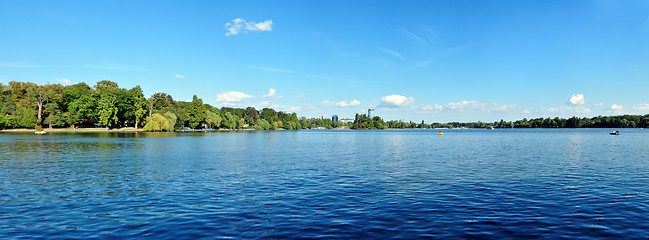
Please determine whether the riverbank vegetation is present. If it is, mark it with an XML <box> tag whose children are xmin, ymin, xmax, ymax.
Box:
<box><xmin>1</xmin><ymin>81</ymin><xmax>648</xmax><ymax>131</ymax></box>
<box><xmin>0</xmin><ymin>80</ymin><xmax>350</xmax><ymax>131</ymax></box>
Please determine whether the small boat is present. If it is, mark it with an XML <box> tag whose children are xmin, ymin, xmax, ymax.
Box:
<box><xmin>487</xmin><ymin>126</ymin><xmax>495</xmax><ymax>130</ymax></box>
<box><xmin>35</xmin><ymin>131</ymin><xmax>46</xmax><ymax>135</ymax></box>
<box><xmin>437</xmin><ymin>131</ymin><xmax>444</xmax><ymax>135</ymax></box>
<box><xmin>610</xmin><ymin>130</ymin><xmax>620</xmax><ymax>135</ymax></box>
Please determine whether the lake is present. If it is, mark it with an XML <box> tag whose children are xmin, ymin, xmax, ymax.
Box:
<box><xmin>1</xmin><ymin>129</ymin><xmax>648</xmax><ymax>239</ymax></box>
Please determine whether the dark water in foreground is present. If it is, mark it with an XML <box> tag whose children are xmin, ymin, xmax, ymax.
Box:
<box><xmin>1</xmin><ymin>129</ymin><xmax>649</xmax><ymax>239</ymax></box>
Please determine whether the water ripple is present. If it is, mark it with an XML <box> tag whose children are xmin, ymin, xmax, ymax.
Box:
<box><xmin>1</xmin><ymin>130</ymin><xmax>649</xmax><ymax>239</ymax></box>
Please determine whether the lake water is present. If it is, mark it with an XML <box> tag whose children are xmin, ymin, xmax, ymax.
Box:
<box><xmin>1</xmin><ymin>129</ymin><xmax>649</xmax><ymax>239</ymax></box>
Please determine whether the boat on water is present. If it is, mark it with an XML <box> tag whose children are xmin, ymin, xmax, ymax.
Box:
<box><xmin>437</xmin><ymin>131</ymin><xmax>444</xmax><ymax>135</ymax></box>
<box><xmin>487</xmin><ymin>126</ymin><xmax>495</xmax><ymax>130</ymax></box>
<box><xmin>35</xmin><ymin>131</ymin><xmax>46</xmax><ymax>135</ymax></box>
<box><xmin>610</xmin><ymin>130</ymin><xmax>620</xmax><ymax>135</ymax></box>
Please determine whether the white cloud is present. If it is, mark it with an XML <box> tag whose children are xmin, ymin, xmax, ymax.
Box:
<box><xmin>55</xmin><ymin>78</ymin><xmax>71</xmax><ymax>85</ymax></box>
<box><xmin>216</xmin><ymin>91</ymin><xmax>253</xmax><ymax>103</ymax></box>
<box><xmin>380</xmin><ymin>94</ymin><xmax>415</xmax><ymax>108</ymax></box>
<box><xmin>225</xmin><ymin>18</ymin><xmax>273</xmax><ymax>36</ymax></box>
<box><xmin>175</xmin><ymin>74</ymin><xmax>185</xmax><ymax>79</ymax></box>
<box><xmin>321</xmin><ymin>99</ymin><xmax>361</xmax><ymax>108</ymax></box>
<box><xmin>263</xmin><ymin>88</ymin><xmax>282</xmax><ymax>98</ymax></box>
<box><xmin>568</xmin><ymin>94</ymin><xmax>585</xmax><ymax>105</ymax></box>
<box><xmin>610</xmin><ymin>104</ymin><xmax>624</xmax><ymax>110</ymax></box>
<box><xmin>594</xmin><ymin>102</ymin><xmax>604</xmax><ymax>106</ymax></box>
<box><xmin>633</xmin><ymin>103</ymin><xmax>649</xmax><ymax>110</ymax></box>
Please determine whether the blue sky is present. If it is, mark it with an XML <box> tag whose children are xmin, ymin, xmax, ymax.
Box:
<box><xmin>1</xmin><ymin>0</ymin><xmax>648</xmax><ymax>122</ymax></box>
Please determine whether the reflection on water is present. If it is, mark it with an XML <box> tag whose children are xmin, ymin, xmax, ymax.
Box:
<box><xmin>1</xmin><ymin>129</ymin><xmax>649</xmax><ymax>239</ymax></box>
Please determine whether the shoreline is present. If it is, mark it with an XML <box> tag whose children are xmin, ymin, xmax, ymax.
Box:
<box><xmin>0</xmin><ymin>127</ymin><xmax>146</xmax><ymax>133</ymax></box>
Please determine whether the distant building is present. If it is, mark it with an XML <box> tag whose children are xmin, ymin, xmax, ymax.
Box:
<box><xmin>368</xmin><ymin>108</ymin><xmax>375</xmax><ymax>118</ymax></box>
<box><xmin>340</xmin><ymin>119</ymin><xmax>354</xmax><ymax>123</ymax></box>
<box><xmin>332</xmin><ymin>115</ymin><xmax>339</xmax><ymax>122</ymax></box>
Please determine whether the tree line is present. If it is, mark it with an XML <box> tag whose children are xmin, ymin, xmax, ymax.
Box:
<box><xmin>2</xmin><ymin>81</ymin><xmax>647</xmax><ymax>131</ymax></box>
<box><xmin>381</xmin><ymin>115</ymin><xmax>649</xmax><ymax>129</ymax></box>
<box><xmin>0</xmin><ymin>80</ymin><xmax>349</xmax><ymax>131</ymax></box>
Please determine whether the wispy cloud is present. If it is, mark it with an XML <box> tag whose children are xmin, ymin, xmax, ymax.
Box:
<box><xmin>175</xmin><ymin>74</ymin><xmax>185</xmax><ymax>79</ymax></box>
<box><xmin>402</xmin><ymin>28</ymin><xmax>429</xmax><ymax>47</ymax></box>
<box><xmin>403</xmin><ymin>60</ymin><xmax>432</xmax><ymax>72</ymax></box>
<box><xmin>247</xmin><ymin>65</ymin><xmax>293</xmax><ymax>73</ymax></box>
<box><xmin>225</xmin><ymin>18</ymin><xmax>273</xmax><ymax>36</ymax></box>
<box><xmin>418</xmin><ymin>100</ymin><xmax>519</xmax><ymax>114</ymax></box>
<box><xmin>633</xmin><ymin>103</ymin><xmax>649</xmax><ymax>110</ymax></box>
<box><xmin>542</xmin><ymin>106</ymin><xmax>591</xmax><ymax>114</ymax></box>
<box><xmin>254</xmin><ymin>101</ymin><xmax>314</xmax><ymax>113</ymax></box>
<box><xmin>594</xmin><ymin>102</ymin><xmax>604</xmax><ymax>106</ymax></box>
<box><xmin>421</xmin><ymin>104</ymin><xmax>444</xmax><ymax>111</ymax></box>
<box><xmin>0</xmin><ymin>61</ymin><xmax>47</xmax><ymax>68</ymax></box>
<box><xmin>55</xmin><ymin>78</ymin><xmax>71</xmax><ymax>85</ymax></box>
<box><xmin>303</xmin><ymin>73</ymin><xmax>355</xmax><ymax>83</ymax></box>
<box><xmin>380</xmin><ymin>48</ymin><xmax>404</xmax><ymax>59</ymax></box>
<box><xmin>82</xmin><ymin>64</ymin><xmax>145</xmax><ymax>71</ymax></box>
<box><xmin>321</xmin><ymin>99</ymin><xmax>361</xmax><ymax>108</ymax></box>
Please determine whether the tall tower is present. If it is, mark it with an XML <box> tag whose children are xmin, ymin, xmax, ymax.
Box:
<box><xmin>368</xmin><ymin>108</ymin><xmax>375</xmax><ymax>118</ymax></box>
<box><xmin>332</xmin><ymin>115</ymin><xmax>339</xmax><ymax>122</ymax></box>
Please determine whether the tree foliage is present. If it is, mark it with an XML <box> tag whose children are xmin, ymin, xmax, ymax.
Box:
<box><xmin>144</xmin><ymin>113</ymin><xmax>169</xmax><ymax>132</ymax></box>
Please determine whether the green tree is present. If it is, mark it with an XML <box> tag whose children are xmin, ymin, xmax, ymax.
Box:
<box><xmin>0</xmin><ymin>114</ymin><xmax>13</xmax><ymax>129</ymax></box>
<box><xmin>15</xmin><ymin>107</ymin><xmax>38</xmax><ymax>128</ymax></box>
<box><xmin>163</xmin><ymin>112</ymin><xmax>177</xmax><ymax>131</ymax></box>
<box><xmin>27</xmin><ymin>84</ymin><xmax>54</xmax><ymax>125</ymax></box>
<box><xmin>97</xmin><ymin>91</ymin><xmax>119</xmax><ymax>127</ymax></box>
<box><xmin>95</xmin><ymin>80</ymin><xmax>121</xmax><ymax>128</ymax></box>
<box><xmin>186</xmin><ymin>95</ymin><xmax>206</xmax><ymax>129</ymax></box>
<box><xmin>222</xmin><ymin>112</ymin><xmax>238</xmax><ymax>129</ymax></box>
<box><xmin>205</xmin><ymin>110</ymin><xmax>221</xmax><ymax>128</ymax></box>
<box><xmin>129</xmin><ymin>86</ymin><xmax>148</xmax><ymax>128</ymax></box>
<box><xmin>144</xmin><ymin>113</ymin><xmax>169</xmax><ymax>132</ymax></box>
<box><xmin>62</xmin><ymin>83</ymin><xmax>96</xmax><ymax>128</ymax></box>
<box><xmin>255</xmin><ymin>119</ymin><xmax>271</xmax><ymax>130</ymax></box>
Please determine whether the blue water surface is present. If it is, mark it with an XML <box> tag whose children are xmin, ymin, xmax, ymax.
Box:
<box><xmin>1</xmin><ymin>129</ymin><xmax>649</xmax><ymax>239</ymax></box>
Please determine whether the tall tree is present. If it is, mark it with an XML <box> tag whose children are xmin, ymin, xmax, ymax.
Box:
<box><xmin>129</xmin><ymin>86</ymin><xmax>148</xmax><ymax>128</ymax></box>
<box><xmin>63</xmin><ymin>83</ymin><xmax>97</xmax><ymax>128</ymax></box>
<box><xmin>27</xmin><ymin>84</ymin><xmax>52</xmax><ymax>125</ymax></box>
<box><xmin>186</xmin><ymin>95</ymin><xmax>206</xmax><ymax>129</ymax></box>
<box><xmin>96</xmin><ymin>80</ymin><xmax>120</xmax><ymax>128</ymax></box>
